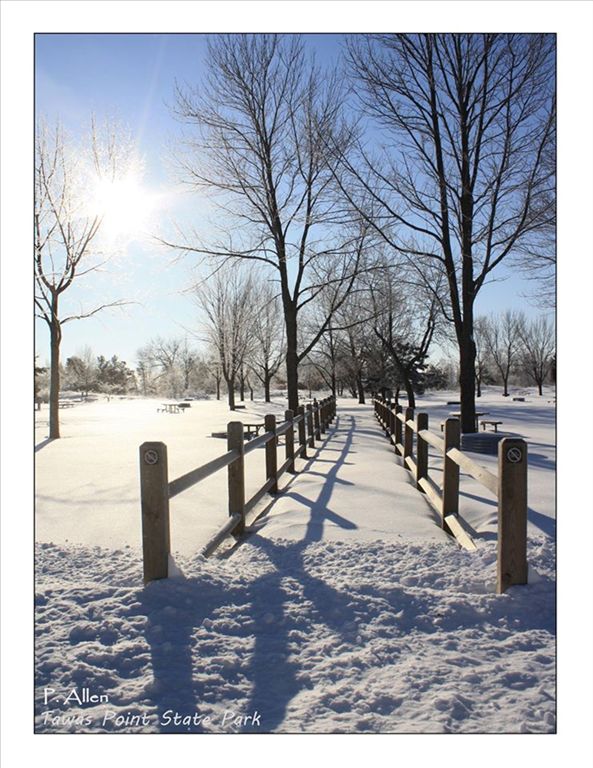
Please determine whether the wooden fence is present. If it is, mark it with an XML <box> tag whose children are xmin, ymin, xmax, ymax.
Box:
<box><xmin>140</xmin><ymin>396</ymin><xmax>336</xmax><ymax>583</ymax></box>
<box><xmin>373</xmin><ymin>395</ymin><xmax>528</xmax><ymax>594</ymax></box>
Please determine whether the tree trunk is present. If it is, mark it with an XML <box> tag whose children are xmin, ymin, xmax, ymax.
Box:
<box><xmin>216</xmin><ymin>376</ymin><xmax>221</xmax><ymax>400</ymax></box>
<box><xmin>285</xmin><ymin>308</ymin><xmax>299</xmax><ymax>412</ymax></box>
<box><xmin>49</xmin><ymin>306</ymin><xmax>61</xmax><ymax>439</ymax></box>
<box><xmin>226</xmin><ymin>377</ymin><xmax>236</xmax><ymax>410</ymax></box>
<box><xmin>357</xmin><ymin>372</ymin><xmax>365</xmax><ymax>404</ymax></box>
<box><xmin>502</xmin><ymin>376</ymin><xmax>509</xmax><ymax>397</ymax></box>
<box><xmin>403</xmin><ymin>376</ymin><xmax>416</xmax><ymax>409</ymax></box>
<box><xmin>459</xmin><ymin>329</ymin><xmax>477</xmax><ymax>433</ymax></box>
<box><xmin>264</xmin><ymin>376</ymin><xmax>271</xmax><ymax>403</ymax></box>
<box><xmin>476</xmin><ymin>372</ymin><xmax>482</xmax><ymax>398</ymax></box>
<box><xmin>239</xmin><ymin>373</ymin><xmax>245</xmax><ymax>401</ymax></box>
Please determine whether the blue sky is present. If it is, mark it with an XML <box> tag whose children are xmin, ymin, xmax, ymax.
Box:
<box><xmin>35</xmin><ymin>33</ymin><xmax>551</xmax><ymax>368</ymax></box>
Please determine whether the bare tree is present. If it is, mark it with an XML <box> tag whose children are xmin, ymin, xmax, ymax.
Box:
<box><xmin>204</xmin><ymin>354</ymin><xmax>222</xmax><ymax>400</ymax></box>
<box><xmin>338</xmin><ymin>33</ymin><xmax>555</xmax><ymax>431</ymax></box>
<box><xmin>517</xmin><ymin>314</ymin><xmax>555</xmax><ymax>395</ymax></box>
<box><xmin>473</xmin><ymin>317</ymin><xmax>492</xmax><ymax>398</ymax></box>
<box><xmin>195</xmin><ymin>266</ymin><xmax>255</xmax><ymax>410</ymax></box>
<box><xmin>164</xmin><ymin>33</ymin><xmax>365</xmax><ymax>412</ymax></box>
<box><xmin>513</xmin><ymin>130</ymin><xmax>556</xmax><ymax>309</ymax></box>
<box><xmin>249</xmin><ymin>282</ymin><xmax>285</xmax><ymax>402</ymax></box>
<box><xmin>308</xmin><ymin>290</ymin><xmax>373</xmax><ymax>403</ymax></box>
<box><xmin>306</xmin><ymin>321</ymin><xmax>341</xmax><ymax>398</ymax></box>
<box><xmin>177</xmin><ymin>338</ymin><xmax>201</xmax><ymax>393</ymax></box>
<box><xmin>144</xmin><ymin>337</ymin><xmax>183</xmax><ymax>397</ymax></box>
<box><xmin>369</xmin><ymin>267</ymin><xmax>440</xmax><ymax>408</ymax></box>
<box><xmin>135</xmin><ymin>337</ymin><xmax>202</xmax><ymax>398</ymax></box>
<box><xmin>334</xmin><ymin>292</ymin><xmax>374</xmax><ymax>404</ymax></box>
<box><xmin>483</xmin><ymin>311</ymin><xmax>523</xmax><ymax>397</ymax></box>
<box><xmin>136</xmin><ymin>345</ymin><xmax>159</xmax><ymax>396</ymax></box>
<box><xmin>35</xmin><ymin>118</ymin><xmax>135</xmax><ymax>438</ymax></box>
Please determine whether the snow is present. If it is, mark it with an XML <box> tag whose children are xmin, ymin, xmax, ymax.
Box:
<box><xmin>35</xmin><ymin>535</ymin><xmax>555</xmax><ymax>734</ymax></box>
<box><xmin>33</xmin><ymin>388</ymin><xmax>557</xmax><ymax>734</ymax></box>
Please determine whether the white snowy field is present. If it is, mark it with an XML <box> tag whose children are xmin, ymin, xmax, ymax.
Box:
<box><xmin>34</xmin><ymin>387</ymin><xmax>556</xmax><ymax>734</ymax></box>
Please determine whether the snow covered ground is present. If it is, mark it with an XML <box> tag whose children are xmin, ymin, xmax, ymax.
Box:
<box><xmin>34</xmin><ymin>388</ymin><xmax>556</xmax><ymax>734</ymax></box>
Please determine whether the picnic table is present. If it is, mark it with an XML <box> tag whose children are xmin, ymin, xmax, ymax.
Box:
<box><xmin>211</xmin><ymin>422</ymin><xmax>264</xmax><ymax>440</ymax></box>
<box><xmin>481</xmin><ymin>419</ymin><xmax>504</xmax><ymax>432</ymax></box>
<box><xmin>448</xmin><ymin>411</ymin><xmax>489</xmax><ymax>432</ymax></box>
<box><xmin>158</xmin><ymin>403</ymin><xmax>180</xmax><ymax>414</ymax></box>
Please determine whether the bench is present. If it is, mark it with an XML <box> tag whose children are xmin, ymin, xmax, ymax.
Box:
<box><xmin>481</xmin><ymin>420</ymin><xmax>503</xmax><ymax>432</ymax></box>
<box><xmin>58</xmin><ymin>401</ymin><xmax>75</xmax><ymax>408</ymax></box>
<box><xmin>512</xmin><ymin>397</ymin><xmax>525</xmax><ymax>402</ymax></box>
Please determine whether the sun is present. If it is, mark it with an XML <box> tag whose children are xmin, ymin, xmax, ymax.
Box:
<box><xmin>89</xmin><ymin>173</ymin><xmax>155</xmax><ymax>243</ymax></box>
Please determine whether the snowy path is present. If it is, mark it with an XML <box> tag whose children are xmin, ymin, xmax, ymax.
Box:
<box><xmin>252</xmin><ymin>403</ymin><xmax>450</xmax><ymax>544</ymax></box>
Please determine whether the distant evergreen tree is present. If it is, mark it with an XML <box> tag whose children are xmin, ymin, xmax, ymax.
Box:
<box><xmin>35</xmin><ymin>356</ymin><xmax>47</xmax><ymax>406</ymax></box>
<box><xmin>96</xmin><ymin>356</ymin><xmax>137</xmax><ymax>395</ymax></box>
<box><xmin>64</xmin><ymin>355</ymin><xmax>98</xmax><ymax>398</ymax></box>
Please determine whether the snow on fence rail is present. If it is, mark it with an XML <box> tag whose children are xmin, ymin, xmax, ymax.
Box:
<box><xmin>373</xmin><ymin>395</ymin><xmax>527</xmax><ymax>594</ymax></box>
<box><xmin>139</xmin><ymin>396</ymin><xmax>336</xmax><ymax>583</ymax></box>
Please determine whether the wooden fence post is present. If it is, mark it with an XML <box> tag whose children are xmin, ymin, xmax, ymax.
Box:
<box><xmin>416</xmin><ymin>413</ymin><xmax>428</xmax><ymax>491</ymax></box>
<box><xmin>497</xmin><ymin>438</ymin><xmax>528</xmax><ymax>594</ymax></box>
<box><xmin>285</xmin><ymin>409</ymin><xmax>296</xmax><ymax>473</ymax></box>
<box><xmin>139</xmin><ymin>441</ymin><xmax>171</xmax><ymax>583</ymax></box>
<box><xmin>403</xmin><ymin>406</ymin><xmax>414</xmax><ymax>461</ymax></box>
<box><xmin>394</xmin><ymin>404</ymin><xmax>403</xmax><ymax>454</ymax></box>
<box><xmin>227</xmin><ymin>421</ymin><xmax>246</xmax><ymax>535</ymax></box>
<box><xmin>442</xmin><ymin>418</ymin><xmax>460</xmax><ymax>527</ymax></box>
<box><xmin>265</xmin><ymin>413</ymin><xmax>278</xmax><ymax>493</ymax></box>
<box><xmin>306</xmin><ymin>404</ymin><xmax>315</xmax><ymax>449</ymax></box>
<box><xmin>320</xmin><ymin>399</ymin><xmax>327</xmax><ymax>434</ymax></box>
<box><xmin>313</xmin><ymin>399</ymin><xmax>321</xmax><ymax>440</ymax></box>
<box><xmin>390</xmin><ymin>403</ymin><xmax>396</xmax><ymax>443</ymax></box>
<box><xmin>297</xmin><ymin>404</ymin><xmax>308</xmax><ymax>460</ymax></box>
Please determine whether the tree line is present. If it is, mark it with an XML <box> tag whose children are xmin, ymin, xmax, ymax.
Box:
<box><xmin>35</xmin><ymin>304</ymin><xmax>554</xmax><ymax>407</ymax></box>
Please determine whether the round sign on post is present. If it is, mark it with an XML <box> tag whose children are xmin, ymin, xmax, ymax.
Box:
<box><xmin>144</xmin><ymin>449</ymin><xmax>159</xmax><ymax>465</ymax></box>
<box><xmin>506</xmin><ymin>446</ymin><xmax>523</xmax><ymax>464</ymax></box>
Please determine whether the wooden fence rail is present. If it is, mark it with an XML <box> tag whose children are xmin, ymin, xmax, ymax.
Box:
<box><xmin>140</xmin><ymin>395</ymin><xmax>336</xmax><ymax>583</ymax></box>
<box><xmin>373</xmin><ymin>395</ymin><xmax>528</xmax><ymax>594</ymax></box>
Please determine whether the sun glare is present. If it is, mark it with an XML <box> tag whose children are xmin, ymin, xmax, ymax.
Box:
<box><xmin>90</xmin><ymin>174</ymin><xmax>156</xmax><ymax>243</ymax></box>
